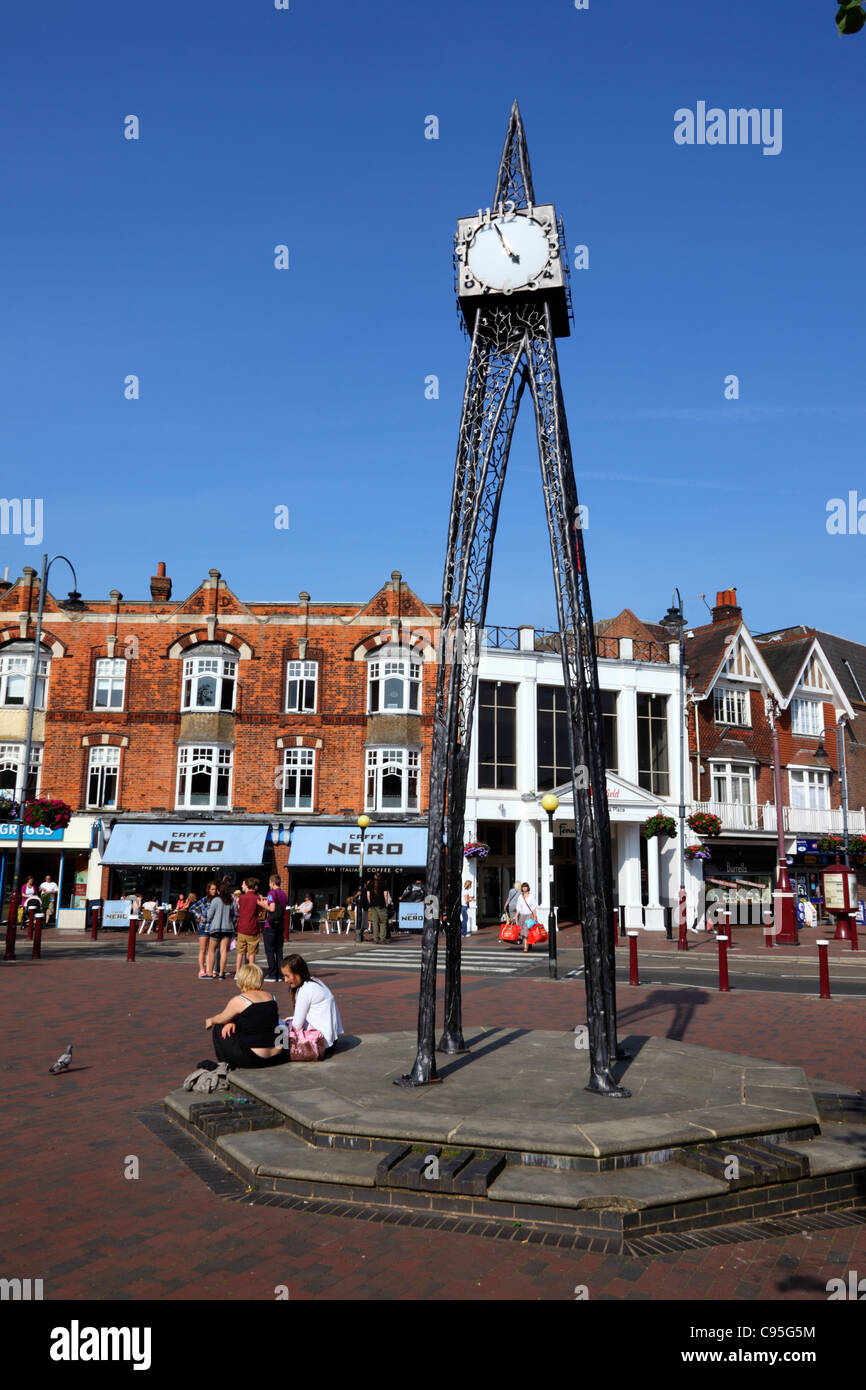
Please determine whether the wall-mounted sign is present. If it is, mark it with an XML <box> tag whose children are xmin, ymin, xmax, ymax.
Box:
<box><xmin>289</xmin><ymin>825</ymin><xmax>427</xmax><ymax>867</ymax></box>
<box><xmin>102</xmin><ymin>823</ymin><xmax>269</xmax><ymax>866</ymax></box>
<box><xmin>0</xmin><ymin>823</ymin><xmax>65</xmax><ymax>841</ymax></box>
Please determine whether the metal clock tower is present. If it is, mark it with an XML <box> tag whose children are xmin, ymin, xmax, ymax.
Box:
<box><xmin>401</xmin><ymin>102</ymin><xmax>629</xmax><ymax>1098</ymax></box>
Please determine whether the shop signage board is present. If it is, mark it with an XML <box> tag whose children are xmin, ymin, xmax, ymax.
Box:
<box><xmin>102</xmin><ymin>823</ymin><xmax>269</xmax><ymax>866</ymax></box>
<box><xmin>103</xmin><ymin>900</ymin><xmax>131</xmax><ymax>927</ymax></box>
<box><xmin>288</xmin><ymin>825</ymin><xmax>427</xmax><ymax>867</ymax></box>
<box><xmin>398</xmin><ymin>902</ymin><xmax>425</xmax><ymax>931</ymax></box>
<box><xmin>0</xmin><ymin>823</ymin><xmax>65</xmax><ymax>841</ymax></box>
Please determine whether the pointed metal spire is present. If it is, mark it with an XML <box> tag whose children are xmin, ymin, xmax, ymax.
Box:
<box><xmin>493</xmin><ymin>99</ymin><xmax>536</xmax><ymax>209</ymax></box>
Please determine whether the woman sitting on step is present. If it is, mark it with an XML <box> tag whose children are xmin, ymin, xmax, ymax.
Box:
<box><xmin>205</xmin><ymin>963</ymin><xmax>288</xmax><ymax>1069</ymax></box>
<box><xmin>281</xmin><ymin>954</ymin><xmax>343</xmax><ymax>1059</ymax></box>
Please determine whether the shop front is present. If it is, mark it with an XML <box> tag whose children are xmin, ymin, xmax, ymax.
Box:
<box><xmin>101</xmin><ymin>821</ymin><xmax>274</xmax><ymax>916</ymax></box>
<box><xmin>285</xmin><ymin>822</ymin><xmax>428</xmax><ymax>922</ymax></box>
<box><xmin>0</xmin><ymin>815</ymin><xmax>97</xmax><ymax>929</ymax></box>
<box><xmin>700</xmin><ymin>840</ymin><xmax>777</xmax><ymax>928</ymax></box>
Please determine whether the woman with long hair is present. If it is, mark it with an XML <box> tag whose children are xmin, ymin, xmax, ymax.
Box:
<box><xmin>281</xmin><ymin>953</ymin><xmax>343</xmax><ymax>1057</ymax></box>
<box><xmin>206</xmin><ymin>878</ymin><xmax>237</xmax><ymax>980</ymax></box>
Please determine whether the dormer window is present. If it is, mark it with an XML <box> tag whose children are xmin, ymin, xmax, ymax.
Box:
<box><xmin>182</xmin><ymin>647</ymin><xmax>237</xmax><ymax>712</ymax></box>
<box><xmin>791</xmin><ymin>697</ymin><xmax>822</xmax><ymax>737</ymax></box>
<box><xmin>714</xmin><ymin>686</ymin><xmax>750</xmax><ymax>728</ymax></box>
<box><xmin>0</xmin><ymin>644</ymin><xmax>50</xmax><ymax>709</ymax></box>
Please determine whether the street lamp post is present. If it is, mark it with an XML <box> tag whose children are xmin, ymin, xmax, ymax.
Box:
<box><xmin>815</xmin><ymin>723</ymin><xmax>853</xmax><ymax>941</ymax></box>
<box><xmin>541</xmin><ymin>794</ymin><xmax>559</xmax><ymax>979</ymax></box>
<box><xmin>766</xmin><ymin>694</ymin><xmax>798</xmax><ymax>946</ymax></box>
<box><xmin>355</xmin><ymin>814</ymin><xmax>370</xmax><ymax>942</ymax></box>
<box><xmin>7</xmin><ymin>554</ymin><xmax>83</xmax><ymax>926</ymax></box>
<box><xmin>814</xmin><ymin>723</ymin><xmax>850</xmax><ymax>864</ymax></box>
<box><xmin>661</xmin><ymin>592</ymin><xmax>688</xmax><ymax>950</ymax></box>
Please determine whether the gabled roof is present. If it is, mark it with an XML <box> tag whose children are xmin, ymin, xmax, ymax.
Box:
<box><xmin>793</xmin><ymin>630</ymin><xmax>866</xmax><ymax>713</ymax></box>
<box><xmin>753</xmin><ymin>630</ymin><xmax>855</xmax><ymax>718</ymax></box>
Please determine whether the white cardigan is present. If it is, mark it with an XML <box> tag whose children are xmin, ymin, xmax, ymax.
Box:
<box><xmin>289</xmin><ymin>979</ymin><xmax>343</xmax><ymax>1047</ymax></box>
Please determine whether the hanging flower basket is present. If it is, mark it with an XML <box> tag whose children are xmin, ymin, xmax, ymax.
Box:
<box><xmin>0</xmin><ymin>797</ymin><xmax>19</xmax><ymax>823</ymax></box>
<box><xmin>22</xmin><ymin>798</ymin><xmax>72</xmax><ymax>831</ymax></box>
<box><xmin>818</xmin><ymin>833</ymin><xmax>866</xmax><ymax>857</ymax></box>
<box><xmin>643</xmin><ymin>814</ymin><xmax>677</xmax><ymax>840</ymax></box>
<box><xmin>463</xmin><ymin>841</ymin><xmax>490</xmax><ymax>860</ymax></box>
<box><xmin>687</xmin><ymin>811</ymin><xmax>722</xmax><ymax>837</ymax></box>
<box><xmin>685</xmin><ymin>844</ymin><xmax>711</xmax><ymax>861</ymax></box>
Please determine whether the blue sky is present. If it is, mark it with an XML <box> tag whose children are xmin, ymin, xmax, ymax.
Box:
<box><xmin>1</xmin><ymin>0</ymin><xmax>864</xmax><ymax>639</ymax></box>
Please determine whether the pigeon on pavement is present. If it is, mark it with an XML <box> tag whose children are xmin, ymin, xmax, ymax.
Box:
<box><xmin>49</xmin><ymin>1044</ymin><xmax>73</xmax><ymax>1074</ymax></box>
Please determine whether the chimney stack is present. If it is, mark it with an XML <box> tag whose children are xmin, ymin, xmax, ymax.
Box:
<box><xmin>150</xmin><ymin>561</ymin><xmax>172</xmax><ymax>602</ymax></box>
<box><xmin>712</xmin><ymin>588</ymin><xmax>741</xmax><ymax>624</ymax></box>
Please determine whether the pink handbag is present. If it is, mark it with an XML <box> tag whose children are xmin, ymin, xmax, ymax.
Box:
<box><xmin>289</xmin><ymin>1025</ymin><xmax>326</xmax><ymax>1062</ymax></box>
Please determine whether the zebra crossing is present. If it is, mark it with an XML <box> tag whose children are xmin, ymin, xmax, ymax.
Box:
<box><xmin>306</xmin><ymin>937</ymin><xmax>542</xmax><ymax>977</ymax></box>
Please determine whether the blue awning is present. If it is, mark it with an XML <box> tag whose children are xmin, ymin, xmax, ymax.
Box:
<box><xmin>288</xmin><ymin>824</ymin><xmax>427</xmax><ymax>868</ymax></box>
<box><xmin>102</xmin><ymin>823</ymin><xmax>270</xmax><ymax>867</ymax></box>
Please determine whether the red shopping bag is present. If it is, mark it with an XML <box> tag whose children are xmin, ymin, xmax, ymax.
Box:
<box><xmin>526</xmin><ymin>923</ymin><xmax>548</xmax><ymax>945</ymax></box>
<box><xmin>499</xmin><ymin>922</ymin><xmax>520</xmax><ymax>943</ymax></box>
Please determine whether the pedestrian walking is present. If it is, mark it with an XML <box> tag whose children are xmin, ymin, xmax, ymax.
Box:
<box><xmin>503</xmin><ymin>881</ymin><xmax>521</xmax><ymax>925</ymax></box>
<box><xmin>461</xmin><ymin>880</ymin><xmax>475</xmax><ymax>937</ymax></box>
<box><xmin>260</xmin><ymin>874</ymin><xmax>288</xmax><ymax>982</ymax></box>
<box><xmin>235</xmin><ymin>878</ymin><xmax>262</xmax><ymax>970</ymax></box>
<box><xmin>39</xmin><ymin>873</ymin><xmax>59</xmax><ymax>925</ymax></box>
<box><xmin>366</xmin><ymin>875</ymin><xmax>391</xmax><ymax>944</ymax></box>
<box><xmin>192</xmin><ymin>881</ymin><xmax>218</xmax><ymax>978</ymax></box>
<box><xmin>515</xmin><ymin>882</ymin><xmax>538</xmax><ymax>953</ymax></box>
<box><xmin>206</xmin><ymin>879</ymin><xmax>237</xmax><ymax>979</ymax></box>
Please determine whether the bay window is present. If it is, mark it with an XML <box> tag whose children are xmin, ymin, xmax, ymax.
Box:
<box><xmin>182</xmin><ymin>649</ymin><xmax>237</xmax><ymax>712</ymax></box>
<box><xmin>0</xmin><ymin>742</ymin><xmax>42</xmax><ymax>800</ymax></box>
<box><xmin>0</xmin><ymin>645</ymin><xmax>49</xmax><ymax>709</ymax></box>
<box><xmin>365</xmin><ymin>748</ymin><xmax>420</xmax><ymax>812</ymax></box>
<box><xmin>789</xmin><ymin>768</ymin><xmax>830</xmax><ymax>811</ymax></box>
<box><xmin>367</xmin><ymin>655</ymin><xmax>421</xmax><ymax>714</ymax></box>
<box><xmin>176</xmin><ymin>745</ymin><xmax>232</xmax><ymax>809</ymax></box>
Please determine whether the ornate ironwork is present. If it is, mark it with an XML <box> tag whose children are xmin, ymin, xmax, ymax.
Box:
<box><xmin>399</xmin><ymin>103</ymin><xmax>629</xmax><ymax>1098</ymax></box>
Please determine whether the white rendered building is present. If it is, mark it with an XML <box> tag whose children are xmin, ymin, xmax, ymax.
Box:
<box><xmin>463</xmin><ymin>621</ymin><xmax>702</xmax><ymax>931</ymax></box>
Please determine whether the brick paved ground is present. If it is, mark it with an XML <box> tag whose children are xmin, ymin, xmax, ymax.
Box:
<box><xmin>2</xmin><ymin>940</ymin><xmax>865</xmax><ymax>1305</ymax></box>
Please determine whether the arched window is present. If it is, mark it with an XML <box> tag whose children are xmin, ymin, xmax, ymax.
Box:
<box><xmin>0</xmin><ymin>743</ymin><xmax>42</xmax><ymax>800</ymax></box>
<box><xmin>367</xmin><ymin>648</ymin><xmax>421</xmax><ymax>714</ymax></box>
<box><xmin>0</xmin><ymin>643</ymin><xmax>50</xmax><ymax>710</ymax></box>
<box><xmin>181</xmin><ymin>645</ymin><xmax>237</xmax><ymax>712</ymax></box>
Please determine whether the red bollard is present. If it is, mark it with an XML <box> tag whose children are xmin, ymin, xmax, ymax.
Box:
<box><xmin>848</xmin><ymin>915</ymin><xmax>859</xmax><ymax>953</ymax></box>
<box><xmin>127</xmin><ymin>916</ymin><xmax>138</xmax><ymax>963</ymax></box>
<box><xmin>627</xmin><ymin>929</ymin><xmax>640</xmax><ymax>986</ymax></box>
<box><xmin>26</xmin><ymin>906</ymin><xmax>35</xmax><ymax>940</ymax></box>
<box><xmin>677</xmin><ymin>887</ymin><xmax>688</xmax><ymax>952</ymax></box>
<box><xmin>157</xmin><ymin>907</ymin><xmax>165</xmax><ymax>942</ymax></box>
<box><xmin>763</xmin><ymin>908</ymin><xmax>774</xmax><ymax>949</ymax></box>
<box><xmin>90</xmin><ymin>905</ymin><xmax>100</xmax><ymax>940</ymax></box>
<box><xmin>4</xmin><ymin>892</ymin><xmax>18</xmax><ymax>960</ymax></box>
<box><xmin>32</xmin><ymin>913</ymin><xmax>44</xmax><ymax>960</ymax></box>
<box><xmin>817</xmin><ymin>939</ymin><xmax>831</xmax><ymax>999</ymax></box>
<box><xmin>717</xmin><ymin>935</ymin><xmax>730</xmax><ymax>992</ymax></box>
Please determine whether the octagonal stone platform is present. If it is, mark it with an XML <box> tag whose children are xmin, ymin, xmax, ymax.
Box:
<box><xmin>226</xmin><ymin>1029</ymin><xmax>821</xmax><ymax>1159</ymax></box>
<box><xmin>163</xmin><ymin>1030</ymin><xmax>866</xmax><ymax>1249</ymax></box>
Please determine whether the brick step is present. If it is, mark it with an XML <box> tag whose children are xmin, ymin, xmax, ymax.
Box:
<box><xmin>486</xmin><ymin>1160</ymin><xmax>726</xmax><ymax>1212</ymax></box>
<box><xmin>678</xmin><ymin>1138</ymin><xmax>810</xmax><ymax>1189</ymax></box>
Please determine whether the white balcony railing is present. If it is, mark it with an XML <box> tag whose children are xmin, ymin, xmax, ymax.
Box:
<box><xmin>690</xmin><ymin>801</ymin><xmax>866</xmax><ymax>836</ymax></box>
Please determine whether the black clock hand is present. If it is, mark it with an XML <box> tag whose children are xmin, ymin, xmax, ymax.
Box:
<box><xmin>493</xmin><ymin>222</ymin><xmax>520</xmax><ymax>262</ymax></box>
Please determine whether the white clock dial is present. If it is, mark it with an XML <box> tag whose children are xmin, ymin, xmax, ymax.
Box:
<box><xmin>466</xmin><ymin>214</ymin><xmax>551</xmax><ymax>291</ymax></box>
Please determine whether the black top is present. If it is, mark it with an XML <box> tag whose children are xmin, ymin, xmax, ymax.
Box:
<box><xmin>235</xmin><ymin>996</ymin><xmax>279</xmax><ymax>1050</ymax></box>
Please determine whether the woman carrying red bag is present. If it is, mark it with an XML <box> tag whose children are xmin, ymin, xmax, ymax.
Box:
<box><xmin>516</xmin><ymin>882</ymin><xmax>539</xmax><ymax>953</ymax></box>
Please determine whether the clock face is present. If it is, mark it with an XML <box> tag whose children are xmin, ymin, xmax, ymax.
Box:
<box><xmin>466</xmin><ymin>213</ymin><xmax>551</xmax><ymax>292</ymax></box>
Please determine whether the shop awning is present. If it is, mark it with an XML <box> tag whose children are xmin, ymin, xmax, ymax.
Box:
<box><xmin>102</xmin><ymin>823</ymin><xmax>270</xmax><ymax>867</ymax></box>
<box><xmin>288</xmin><ymin>824</ymin><xmax>427</xmax><ymax>868</ymax></box>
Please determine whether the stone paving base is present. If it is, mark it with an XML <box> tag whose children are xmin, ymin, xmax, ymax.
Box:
<box><xmin>158</xmin><ymin>1028</ymin><xmax>866</xmax><ymax>1254</ymax></box>
<box><xmin>143</xmin><ymin>1104</ymin><xmax>866</xmax><ymax>1258</ymax></box>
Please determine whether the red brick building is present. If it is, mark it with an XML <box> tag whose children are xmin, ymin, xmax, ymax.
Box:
<box><xmin>0</xmin><ymin>563</ymin><xmax>441</xmax><ymax>924</ymax></box>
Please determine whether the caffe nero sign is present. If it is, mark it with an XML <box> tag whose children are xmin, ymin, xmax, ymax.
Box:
<box><xmin>288</xmin><ymin>826</ymin><xmax>427</xmax><ymax>867</ymax></box>
<box><xmin>102</xmin><ymin>823</ymin><xmax>269</xmax><ymax>866</ymax></box>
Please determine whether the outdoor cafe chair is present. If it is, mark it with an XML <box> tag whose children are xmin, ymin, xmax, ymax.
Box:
<box><xmin>324</xmin><ymin>908</ymin><xmax>345</xmax><ymax>935</ymax></box>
